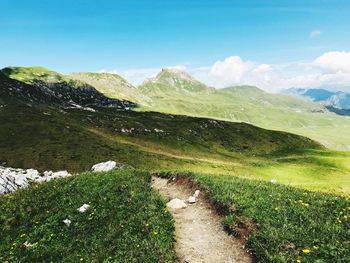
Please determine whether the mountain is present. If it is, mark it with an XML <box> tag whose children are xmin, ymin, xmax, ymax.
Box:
<box><xmin>1</xmin><ymin>67</ymin><xmax>135</xmax><ymax>110</ymax></box>
<box><xmin>137</xmin><ymin>70</ymin><xmax>350</xmax><ymax>150</ymax></box>
<box><xmin>69</xmin><ymin>72</ymin><xmax>151</xmax><ymax>105</ymax></box>
<box><xmin>327</xmin><ymin>91</ymin><xmax>350</xmax><ymax>109</ymax></box>
<box><xmin>0</xmin><ymin>68</ymin><xmax>323</xmax><ymax>173</ymax></box>
<box><xmin>3</xmin><ymin>66</ymin><xmax>350</xmax><ymax>150</ymax></box>
<box><xmin>140</xmin><ymin>68</ymin><xmax>214</xmax><ymax>94</ymax></box>
<box><xmin>283</xmin><ymin>88</ymin><xmax>335</xmax><ymax>102</ymax></box>
<box><xmin>283</xmin><ymin>88</ymin><xmax>350</xmax><ymax>110</ymax></box>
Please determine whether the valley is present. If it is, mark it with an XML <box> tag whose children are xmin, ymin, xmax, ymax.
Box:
<box><xmin>1</xmin><ymin>66</ymin><xmax>350</xmax><ymax>262</ymax></box>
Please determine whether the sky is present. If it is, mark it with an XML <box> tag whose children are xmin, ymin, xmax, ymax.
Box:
<box><xmin>1</xmin><ymin>0</ymin><xmax>350</xmax><ymax>91</ymax></box>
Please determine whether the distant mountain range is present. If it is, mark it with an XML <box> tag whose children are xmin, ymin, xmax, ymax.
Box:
<box><xmin>1</xmin><ymin>66</ymin><xmax>350</xmax><ymax>150</ymax></box>
<box><xmin>283</xmin><ymin>88</ymin><xmax>350</xmax><ymax>111</ymax></box>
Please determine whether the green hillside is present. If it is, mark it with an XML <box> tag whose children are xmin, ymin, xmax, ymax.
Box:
<box><xmin>4</xmin><ymin>66</ymin><xmax>350</xmax><ymax>150</ymax></box>
<box><xmin>0</xmin><ymin>170</ymin><xmax>176</xmax><ymax>262</ymax></box>
<box><xmin>159</xmin><ymin>171</ymin><xmax>350</xmax><ymax>262</ymax></box>
<box><xmin>1</xmin><ymin>71</ymin><xmax>350</xmax><ymax>193</ymax></box>
<box><xmin>70</xmin><ymin>72</ymin><xmax>150</xmax><ymax>104</ymax></box>
<box><xmin>1</xmin><ymin>66</ymin><xmax>350</xmax><ymax>262</ymax></box>
<box><xmin>138</xmin><ymin>70</ymin><xmax>350</xmax><ymax>150</ymax></box>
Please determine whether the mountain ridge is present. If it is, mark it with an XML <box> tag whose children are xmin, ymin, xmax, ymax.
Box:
<box><xmin>2</xmin><ymin>65</ymin><xmax>350</xmax><ymax>150</ymax></box>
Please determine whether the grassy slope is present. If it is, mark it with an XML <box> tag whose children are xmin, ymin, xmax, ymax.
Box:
<box><xmin>0</xmin><ymin>170</ymin><xmax>175</xmax><ymax>262</ymax></box>
<box><xmin>69</xmin><ymin>72</ymin><xmax>150</xmax><ymax>104</ymax></box>
<box><xmin>1</xmin><ymin>70</ymin><xmax>350</xmax><ymax>262</ymax></box>
<box><xmin>159</xmin><ymin>172</ymin><xmax>350</xmax><ymax>262</ymax></box>
<box><xmin>139</xmin><ymin>79</ymin><xmax>350</xmax><ymax>150</ymax></box>
<box><xmin>1</xmin><ymin>96</ymin><xmax>349</xmax><ymax>193</ymax></box>
<box><xmin>5</xmin><ymin>66</ymin><xmax>350</xmax><ymax>150</ymax></box>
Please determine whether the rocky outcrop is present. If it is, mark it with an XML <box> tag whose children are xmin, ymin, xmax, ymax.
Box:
<box><xmin>0</xmin><ymin>69</ymin><xmax>136</xmax><ymax>110</ymax></box>
<box><xmin>0</xmin><ymin>166</ymin><xmax>71</xmax><ymax>195</ymax></box>
<box><xmin>1</xmin><ymin>160</ymin><xmax>124</xmax><ymax>195</ymax></box>
<box><xmin>91</xmin><ymin>161</ymin><xmax>117</xmax><ymax>172</ymax></box>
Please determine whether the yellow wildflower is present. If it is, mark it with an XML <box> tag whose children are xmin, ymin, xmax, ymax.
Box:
<box><xmin>302</xmin><ymin>248</ymin><xmax>311</xmax><ymax>254</ymax></box>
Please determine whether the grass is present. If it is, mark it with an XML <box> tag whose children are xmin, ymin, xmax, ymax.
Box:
<box><xmin>137</xmin><ymin>74</ymin><xmax>350</xmax><ymax>151</ymax></box>
<box><xmin>0</xmin><ymin>93</ymin><xmax>349</xmax><ymax>194</ymax></box>
<box><xmin>1</xmin><ymin>69</ymin><xmax>350</xmax><ymax>262</ymax></box>
<box><xmin>158</xmin><ymin>171</ymin><xmax>350</xmax><ymax>262</ymax></box>
<box><xmin>5</xmin><ymin>66</ymin><xmax>350</xmax><ymax>150</ymax></box>
<box><xmin>0</xmin><ymin>170</ymin><xmax>176</xmax><ymax>263</ymax></box>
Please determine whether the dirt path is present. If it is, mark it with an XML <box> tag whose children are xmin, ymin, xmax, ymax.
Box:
<box><xmin>152</xmin><ymin>177</ymin><xmax>252</xmax><ymax>263</ymax></box>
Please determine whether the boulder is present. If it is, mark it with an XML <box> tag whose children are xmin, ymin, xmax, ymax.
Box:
<box><xmin>63</xmin><ymin>218</ymin><xmax>72</xmax><ymax>227</ymax></box>
<box><xmin>91</xmin><ymin>161</ymin><xmax>117</xmax><ymax>172</ymax></box>
<box><xmin>0</xmin><ymin>166</ymin><xmax>72</xmax><ymax>195</ymax></box>
<box><xmin>188</xmin><ymin>196</ymin><xmax>196</xmax><ymax>204</ymax></box>
<box><xmin>77</xmin><ymin>204</ymin><xmax>90</xmax><ymax>213</ymax></box>
<box><xmin>43</xmin><ymin>170</ymin><xmax>71</xmax><ymax>181</ymax></box>
<box><xmin>270</xmin><ymin>179</ymin><xmax>277</xmax><ymax>184</ymax></box>
<box><xmin>193</xmin><ymin>190</ymin><xmax>200</xmax><ymax>198</ymax></box>
<box><xmin>166</xmin><ymin>198</ymin><xmax>187</xmax><ymax>209</ymax></box>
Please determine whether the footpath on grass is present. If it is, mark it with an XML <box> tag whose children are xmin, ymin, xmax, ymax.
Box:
<box><xmin>152</xmin><ymin>176</ymin><xmax>252</xmax><ymax>263</ymax></box>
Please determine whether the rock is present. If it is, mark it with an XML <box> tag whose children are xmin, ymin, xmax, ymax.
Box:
<box><xmin>23</xmin><ymin>241</ymin><xmax>36</xmax><ymax>248</ymax></box>
<box><xmin>43</xmin><ymin>170</ymin><xmax>71</xmax><ymax>181</ymax></box>
<box><xmin>77</xmin><ymin>204</ymin><xmax>90</xmax><ymax>213</ymax></box>
<box><xmin>166</xmin><ymin>198</ymin><xmax>187</xmax><ymax>209</ymax></box>
<box><xmin>193</xmin><ymin>190</ymin><xmax>200</xmax><ymax>198</ymax></box>
<box><xmin>188</xmin><ymin>196</ymin><xmax>196</xmax><ymax>204</ymax></box>
<box><xmin>270</xmin><ymin>179</ymin><xmax>277</xmax><ymax>184</ymax></box>
<box><xmin>0</xmin><ymin>166</ymin><xmax>71</xmax><ymax>195</ymax></box>
<box><xmin>63</xmin><ymin>218</ymin><xmax>72</xmax><ymax>227</ymax></box>
<box><xmin>91</xmin><ymin>161</ymin><xmax>117</xmax><ymax>172</ymax></box>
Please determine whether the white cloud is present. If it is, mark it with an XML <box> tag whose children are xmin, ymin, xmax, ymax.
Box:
<box><xmin>100</xmin><ymin>52</ymin><xmax>350</xmax><ymax>92</ymax></box>
<box><xmin>314</xmin><ymin>51</ymin><xmax>350</xmax><ymax>73</ymax></box>
<box><xmin>192</xmin><ymin>52</ymin><xmax>350</xmax><ymax>92</ymax></box>
<box><xmin>310</xmin><ymin>30</ymin><xmax>322</xmax><ymax>39</ymax></box>
<box><xmin>210</xmin><ymin>56</ymin><xmax>255</xmax><ymax>85</ymax></box>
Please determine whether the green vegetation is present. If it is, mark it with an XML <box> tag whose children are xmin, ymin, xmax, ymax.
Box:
<box><xmin>1</xmin><ymin>92</ymin><xmax>349</xmax><ymax>193</ymax></box>
<box><xmin>158</xmin><ymin>171</ymin><xmax>350</xmax><ymax>262</ymax></box>
<box><xmin>1</xmin><ymin>66</ymin><xmax>91</xmax><ymax>91</ymax></box>
<box><xmin>4</xmin><ymin>66</ymin><xmax>350</xmax><ymax>150</ymax></box>
<box><xmin>70</xmin><ymin>72</ymin><xmax>150</xmax><ymax>104</ymax></box>
<box><xmin>1</xmin><ymin>66</ymin><xmax>350</xmax><ymax>262</ymax></box>
<box><xmin>0</xmin><ymin>170</ymin><xmax>176</xmax><ymax>262</ymax></box>
<box><xmin>139</xmin><ymin>75</ymin><xmax>350</xmax><ymax>150</ymax></box>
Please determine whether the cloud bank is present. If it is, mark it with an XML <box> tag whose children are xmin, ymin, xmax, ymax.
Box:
<box><xmin>100</xmin><ymin>51</ymin><xmax>350</xmax><ymax>92</ymax></box>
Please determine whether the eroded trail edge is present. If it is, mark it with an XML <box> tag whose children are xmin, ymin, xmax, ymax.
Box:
<box><xmin>152</xmin><ymin>176</ymin><xmax>252</xmax><ymax>263</ymax></box>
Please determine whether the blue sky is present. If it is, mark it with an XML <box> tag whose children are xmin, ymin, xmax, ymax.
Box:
<box><xmin>1</xmin><ymin>0</ymin><xmax>350</xmax><ymax>90</ymax></box>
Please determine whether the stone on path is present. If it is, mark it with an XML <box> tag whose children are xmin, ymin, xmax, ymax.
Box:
<box><xmin>167</xmin><ymin>198</ymin><xmax>187</xmax><ymax>209</ymax></box>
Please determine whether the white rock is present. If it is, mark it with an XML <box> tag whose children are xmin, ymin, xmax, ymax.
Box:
<box><xmin>42</xmin><ymin>170</ymin><xmax>71</xmax><ymax>181</ymax></box>
<box><xmin>14</xmin><ymin>175</ymin><xmax>28</xmax><ymax>188</ymax></box>
<box><xmin>0</xmin><ymin>166</ymin><xmax>71</xmax><ymax>195</ymax></box>
<box><xmin>188</xmin><ymin>196</ymin><xmax>196</xmax><ymax>204</ymax></box>
<box><xmin>23</xmin><ymin>241</ymin><xmax>36</xmax><ymax>248</ymax></box>
<box><xmin>166</xmin><ymin>198</ymin><xmax>187</xmax><ymax>209</ymax></box>
<box><xmin>270</xmin><ymin>179</ymin><xmax>277</xmax><ymax>184</ymax></box>
<box><xmin>77</xmin><ymin>204</ymin><xmax>90</xmax><ymax>213</ymax></box>
<box><xmin>63</xmin><ymin>218</ymin><xmax>72</xmax><ymax>227</ymax></box>
<box><xmin>26</xmin><ymin>169</ymin><xmax>40</xmax><ymax>180</ymax></box>
<box><xmin>0</xmin><ymin>185</ymin><xmax>6</xmax><ymax>195</ymax></box>
<box><xmin>91</xmin><ymin>161</ymin><xmax>117</xmax><ymax>172</ymax></box>
<box><xmin>193</xmin><ymin>190</ymin><xmax>200</xmax><ymax>198</ymax></box>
